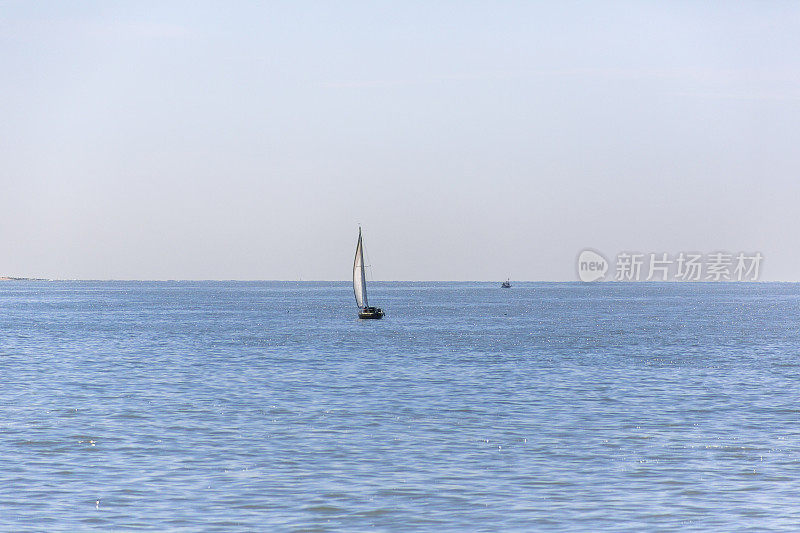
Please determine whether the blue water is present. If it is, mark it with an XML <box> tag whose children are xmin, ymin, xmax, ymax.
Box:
<box><xmin>2</xmin><ymin>281</ymin><xmax>800</xmax><ymax>531</ymax></box>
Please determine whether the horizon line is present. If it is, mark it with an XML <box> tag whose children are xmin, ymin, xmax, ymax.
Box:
<box><xmin>0</xmin><ymin>278</ymin><xmax>790</xmax><ymax>283</ymax></box>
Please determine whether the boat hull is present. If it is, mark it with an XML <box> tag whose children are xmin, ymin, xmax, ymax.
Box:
<box><xmin>359</xmin><ymin>307</ymin><xmax>384</xmax><ymax>319</ymax></box>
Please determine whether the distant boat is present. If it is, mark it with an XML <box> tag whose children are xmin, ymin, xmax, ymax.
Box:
<box><xmin>501</xmin><ymin>278</ymin><xmax>511</xmax><ymax>288</ymax></box>
<box><xmin>353</xmin><ymin>227</ymin><xmax>384</xmax><ymax>319</ymax></box>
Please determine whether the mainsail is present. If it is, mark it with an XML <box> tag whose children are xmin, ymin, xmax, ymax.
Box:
<box><xmin>353</xmin><ymin>228</ymin><xmax>368</xmax><ymax>308</ymax></box>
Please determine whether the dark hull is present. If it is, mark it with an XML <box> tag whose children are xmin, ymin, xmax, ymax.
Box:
<box><xmin>358</xmin><ymin>307</ymin><xmax>384</xmax><ymax>319</ymax></box>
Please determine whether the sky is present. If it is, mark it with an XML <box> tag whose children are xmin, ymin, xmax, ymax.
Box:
<box><xmin>1</xmin><ymin>1</ymin><xmax>799</xmax><ymax>280</ymax></box>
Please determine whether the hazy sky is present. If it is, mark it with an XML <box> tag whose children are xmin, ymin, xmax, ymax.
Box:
<box><xmin>2</xmin><ymin>2</ymin><xmax>799</xmax><ymax>280</ymax></box>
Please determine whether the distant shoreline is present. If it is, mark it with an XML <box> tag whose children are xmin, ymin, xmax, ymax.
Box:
<box><xmin>0</xmin><ymin>276</ymin><xmax>48</xmax><ymax>281</ymax></box>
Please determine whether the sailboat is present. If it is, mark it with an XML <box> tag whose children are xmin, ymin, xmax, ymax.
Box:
<box><xmin>501</xmin><ymin>278</ymin><xmax>511</xmax><ymax>288</ymax></box>
<box><xmin>353</xmin><ymin>227</ymin><xmax>384</xmax><ymax>319</ymax></box>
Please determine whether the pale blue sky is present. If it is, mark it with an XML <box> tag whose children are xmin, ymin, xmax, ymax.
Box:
<box><xmin>1</xmin><ymin>1</ymin><xmax>799</xmax><ymax>280</ymax></box>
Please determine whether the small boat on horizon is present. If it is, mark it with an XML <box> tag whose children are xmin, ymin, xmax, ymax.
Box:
<box><xmin>353</xmin><ymin>227</ymin><xmax>384</xmax><ymax>319</ymax></box>
<box><xmin>501</xmin><ymin>278</ymin><xmax>511</xmax><ymax>288</ymax></box>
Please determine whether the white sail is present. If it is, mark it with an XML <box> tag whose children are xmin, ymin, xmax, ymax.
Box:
<box><xmin>353</xmin><ymin>228</ymin><xmax>368</xmax><ymax>308</ymax></box>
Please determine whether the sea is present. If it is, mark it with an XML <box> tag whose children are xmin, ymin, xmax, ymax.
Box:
<box><xmin>1</xmin><ymin>281</ymin><xmax>799</xmax><ymax>531</ymax></box>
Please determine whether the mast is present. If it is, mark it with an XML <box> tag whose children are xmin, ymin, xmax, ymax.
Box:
<box><xmin>353</xmin><ymin>227</ymin><xmax>368</xmax><ymax>308</ymax></box>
